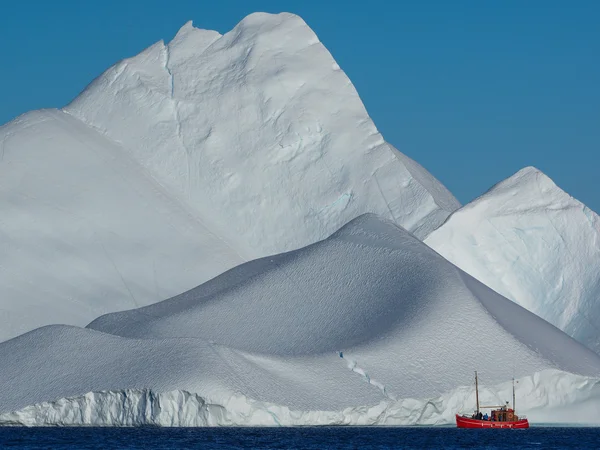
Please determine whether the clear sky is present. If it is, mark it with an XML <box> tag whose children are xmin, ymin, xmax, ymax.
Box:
<box><xmin>2</xmin><ymin>0</ymin><xmax>599</xmax><ymax>211</ymax></box>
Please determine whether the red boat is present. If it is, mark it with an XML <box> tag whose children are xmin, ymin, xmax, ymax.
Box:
<box><xmin>456</xmin><ymin>414</ymin><xmax>529</xmax><ymax>429</ymax></box>
<box><xmin>456</xmin><ymin>371</ymin><xmax>529</xmax><ymax>429</ymax></box>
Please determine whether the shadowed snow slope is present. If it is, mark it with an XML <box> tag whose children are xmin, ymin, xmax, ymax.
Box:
<box><xmin>1</xmin><ymin>215</ymin><xmax>599</xmax><ymax>425</ymax></box>
<box><xmin>426</xmin><ymin>167</ymin><xmax>600</xmax><ymax>352</ymax></box>
<box><xmin>0</xmin><ymin>12</ymin><xmax>459</xmax><ymax>342</ymax></box>
<box><xmin>65</xmin><ymin>12</ymin><xmax>459</xmax><ymax>251</ymax></box>
<box><xmin>0</xmin><ymin>110</ymin><xmax>242</xmax><ymax>341</ymax></box>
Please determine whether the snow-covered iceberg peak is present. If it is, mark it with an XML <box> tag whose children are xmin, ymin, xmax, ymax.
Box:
<box><xmin>426</xmin><ymin>166</ymin><xmax>600</xmax><ymax>351</ymax></box>
<box><xmin>65</xmin><ymin>12</ymin><xmax>459</xmax><ymax>257</ymax></box>
<box><xmin>0</xmin><ymin>12</ymin><xmax>459</xmax><ymax>342</ymax></box>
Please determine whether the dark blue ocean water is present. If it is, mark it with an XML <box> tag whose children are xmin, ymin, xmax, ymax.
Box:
<box><xmin>0</xmin><ymin>427</ymin><xmax>599</xmax><ymax>449</ymax></box>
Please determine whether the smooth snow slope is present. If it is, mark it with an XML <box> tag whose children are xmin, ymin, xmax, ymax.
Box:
<box><xmin>0</xmin><ymin>110</ymin><xmax>242</xmax><ymax>341</ymax></box>
<box><xmin>65</xmin><ymin>12</ymin><xmax>460</xmax><ymax>251</ymax></box>
<box><xmin>426</xmin><ymin>167</ymin><xmax>600</xmax><ymax>352</ymax></box>
<box><xmin>86</xmin><ymin>215</ymin><xmax>600</xmax><ymax>385</ymax></box>
<box><xmin>1</xmin><ymin>215</ymin><xmax>593</xmax><ymax>425</ymax></box>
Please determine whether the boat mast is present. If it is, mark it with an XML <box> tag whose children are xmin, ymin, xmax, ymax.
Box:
<box><xmin>512</xmin><ymin>377</ymin><xmax>516</xmax><ymax>411</ymax></box>
<box><xmin>475</xmin><ymin>371</ymin><xmax>479</xmax><ymax>414</ymax></box>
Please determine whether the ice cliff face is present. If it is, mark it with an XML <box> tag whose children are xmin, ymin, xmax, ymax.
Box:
<box><xmin>2</xmin><ymin>215</ymin><xmax>599</xmax><ymax>425</ymax></box>
<box><xmin>3</xmin><ymin>370</ymin><xmax>600</xmax><ymax>426</ymax></box>
<box><xmin>0</xmin><ymin>13</ymin><xmax>459</xmax><ymax>342</ymax></box>
<box><xmin>426</xmin><ymin>167</ymin><xmax>600</xmax><ymax>352</ymax></box>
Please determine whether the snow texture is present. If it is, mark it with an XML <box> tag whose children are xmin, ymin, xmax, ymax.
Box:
<box><xmin>1</xmin><ymin>215</ymin><xmax>599</xmax><ymax>425</ymax></box>
<box><xmin>426</xmin><ymin>167</ymin><xmax>600</xmax><ymax>352</ymax></box>
<box><xmin>0</xmin><ymin>110</ymin><xmax>242</xmax><ymax>341</ymax></box>
<box><xmin>65</xmin><ymin>13</ymin><xmax>460</xmax><ymax>253</ymax></box>
<box><xmin>0</xmin><ymin>13</ymin><xmax>459</xmax><ymax>342</ymax></box>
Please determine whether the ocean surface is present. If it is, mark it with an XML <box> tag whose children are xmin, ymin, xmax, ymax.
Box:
<box><xmin>0</xmin><ymin>427</ymin><xmax>599</xmax><ymax>449</ymax></box>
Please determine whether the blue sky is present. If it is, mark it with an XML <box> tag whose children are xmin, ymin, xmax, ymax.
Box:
<box><xmin>2</xmin><ymin>0</ymin><xmax>599</xmax><ymax>211</ymax></box>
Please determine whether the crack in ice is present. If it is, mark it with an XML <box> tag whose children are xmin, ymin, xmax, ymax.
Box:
<box><xmin>163</xmin><ymin>44</ymin><xmax>192</xmax><ymax>188</ymax></box>
<box><xmin>338</xmin><ymin>352</ymin><xmax>397</xmax><ymax>401</ymax></box>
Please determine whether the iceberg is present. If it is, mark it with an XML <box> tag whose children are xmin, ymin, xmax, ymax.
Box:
<box><xmin>2</xmin><ymin>370</ymin><xmax>599</xmax><ymax>426</ymax></box>
<box><xmin>0</xmin><ymin>13</ymin><xmax>458</xmax><ymax>342</ymax></box>
<box><xmin>65</xmin><ymin>13</ymin><xmax>460</xmax><ymax>250</ymax></box>
<box><xmin>426</xmin><ymin>167</ymin><xmax>600</xmax><ymax>352</ymax></box>
<box><xmin>2</xmin><ymin>11</ymin><xmax>598</xmax><ymax>428</ymax></box>
<box><xmin>1</xmin><ymin>215</ymin><xmax>599</xmax><ymax>426</ymax></box>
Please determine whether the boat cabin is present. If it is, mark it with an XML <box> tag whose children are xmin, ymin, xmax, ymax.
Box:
<box><xmin>490</xmin><ymin>405</ymin><xmax>519</xmax><ymax>422</ymax></box>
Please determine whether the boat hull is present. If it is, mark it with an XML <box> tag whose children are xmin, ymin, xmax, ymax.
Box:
<box><xmin>456</xmin><ymin>414</ymin><xmax>529</xmax><ymax>429</ymax></box>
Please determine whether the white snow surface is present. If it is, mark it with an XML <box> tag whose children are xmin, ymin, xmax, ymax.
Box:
<box><xmin>65</xmin><ymin>12</ymin><xmax>460</xmax><ymax>253</ymax></box>
<box><xmin>0</xmin><ymin>12</ymin><xmax>459</xmax><ymax>342</ymax></box>
<box><xmin>1</xmin><ymin>215</ymin><xmax>599</xmax><ymax>425</ymax></box>
<box><xmin>0</xmin><ymin>110</ymin><xmax>242</xmax><ymax>341</ymax></box>
<box><xmin>426</xmin><ymin>167</ymin><xmax>600</xmax><ymax>352</ymax></box>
